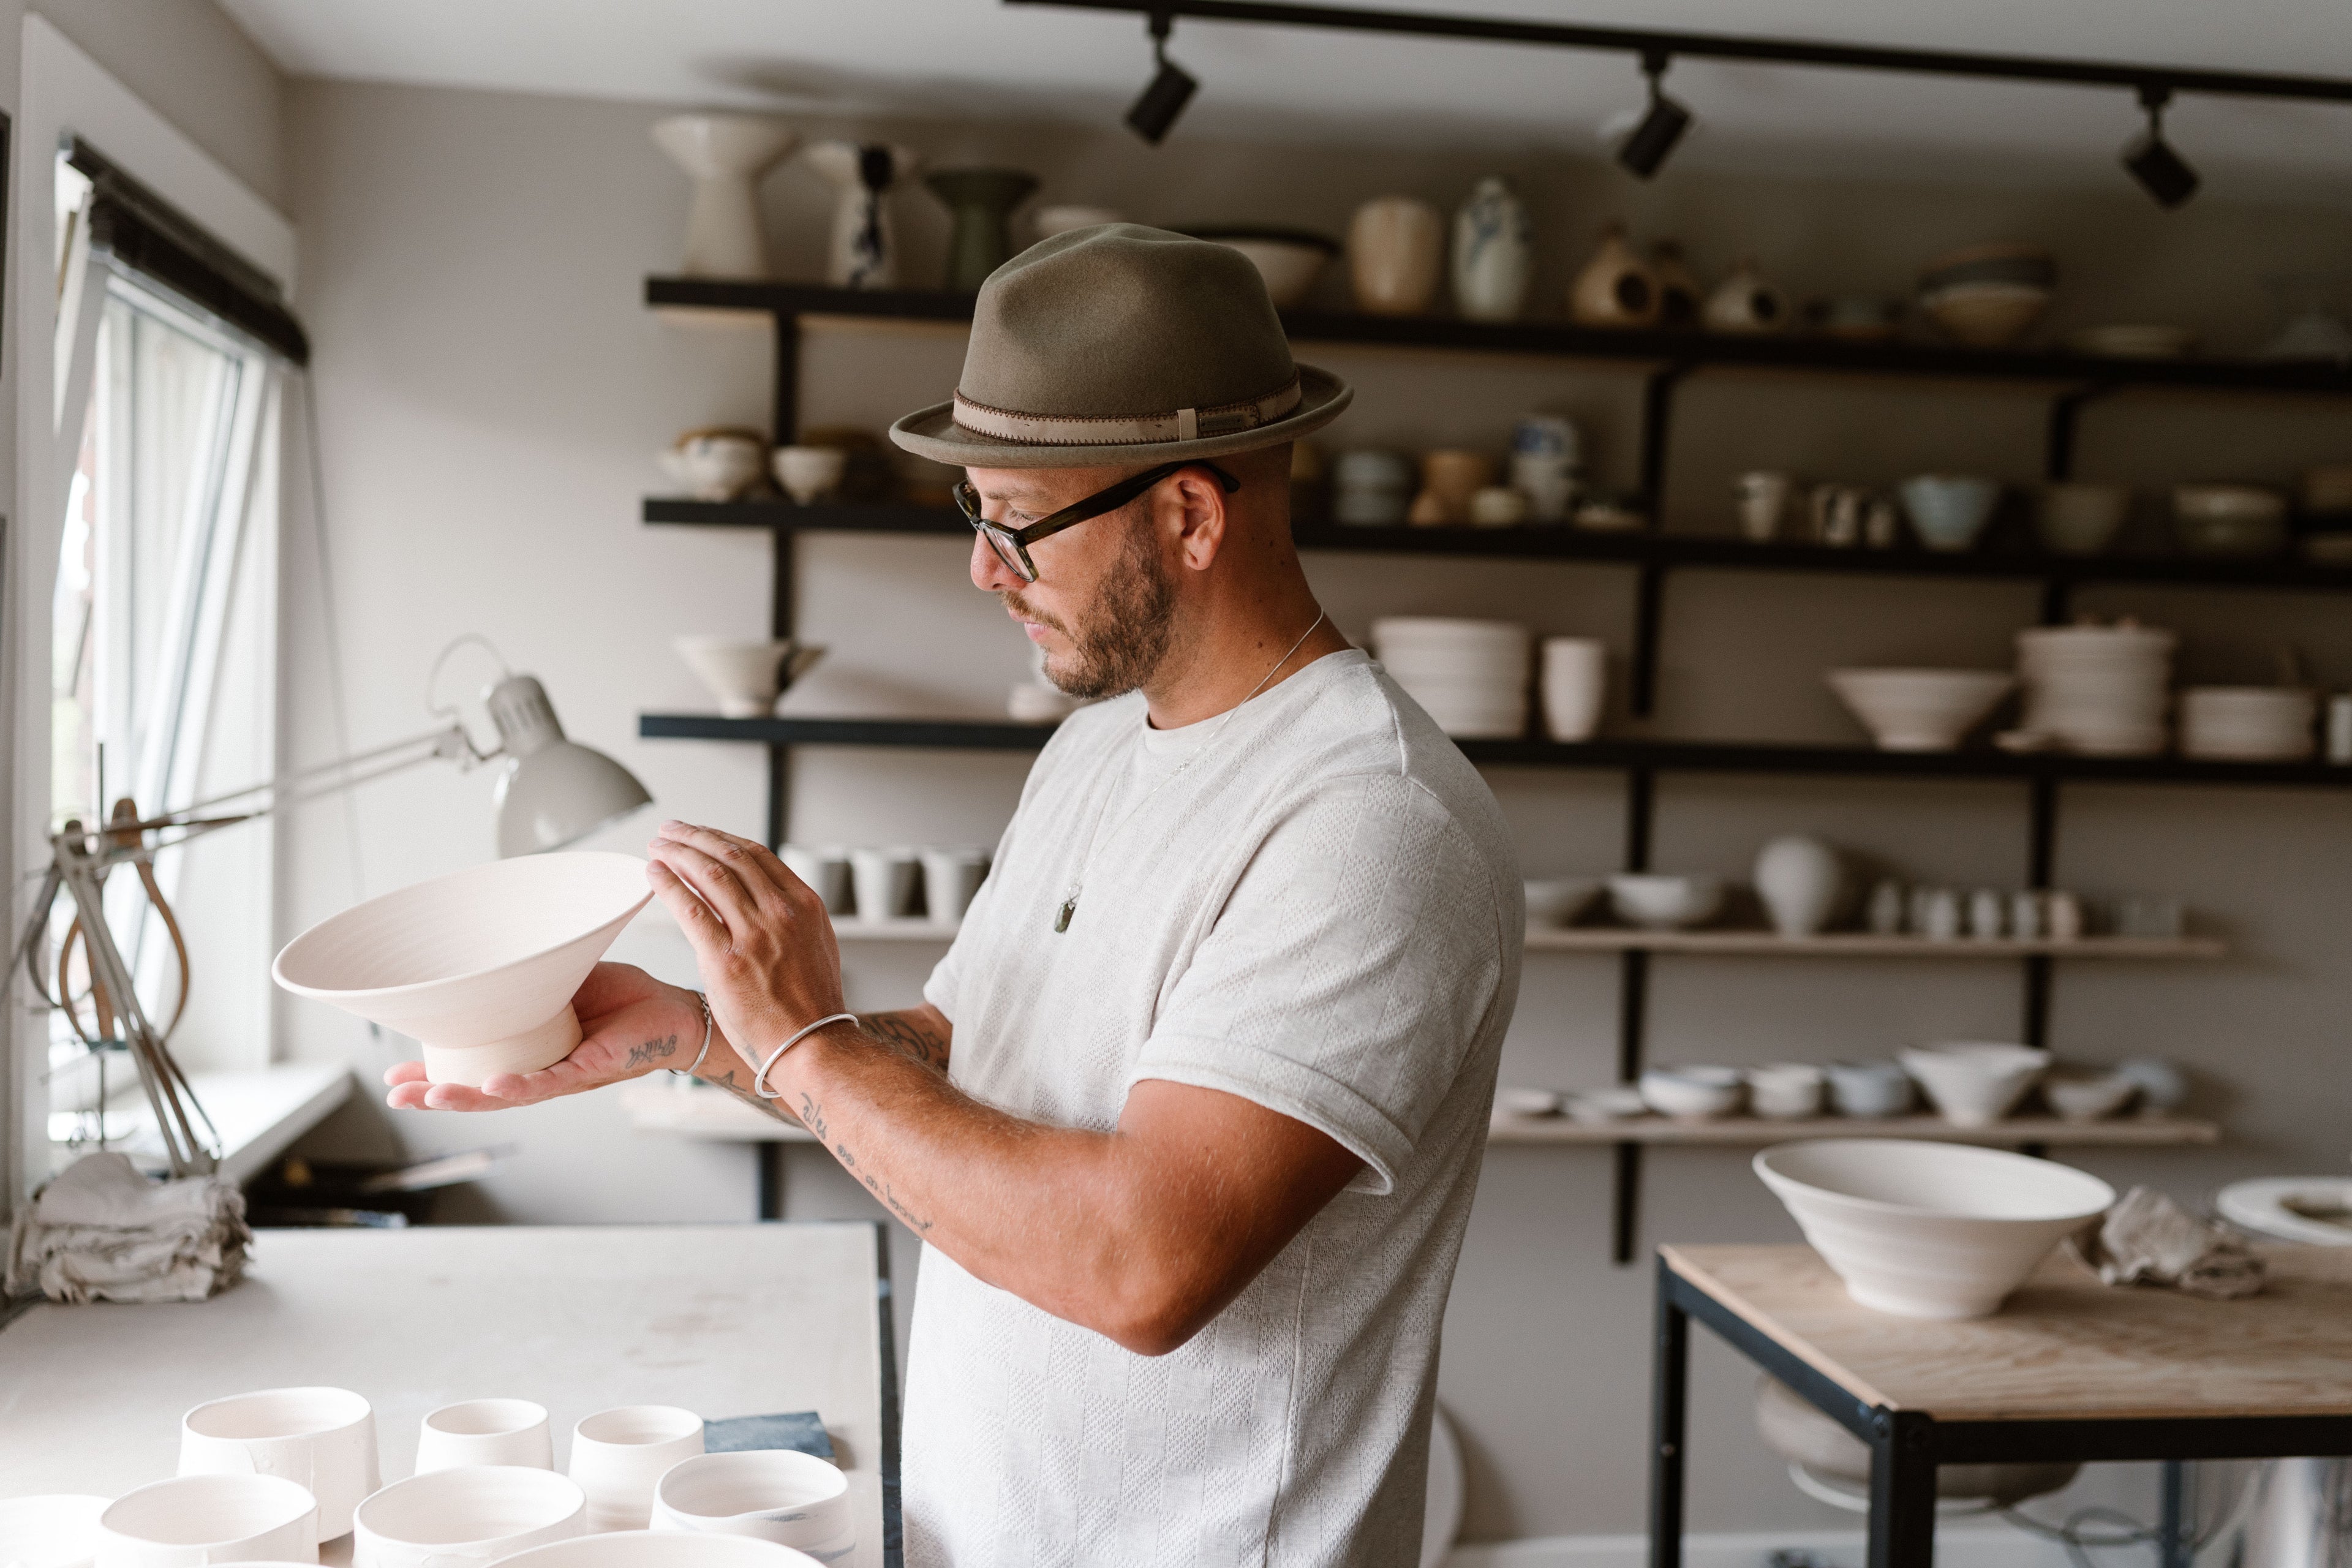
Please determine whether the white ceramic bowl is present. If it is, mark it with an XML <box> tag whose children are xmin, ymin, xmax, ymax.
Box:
<box><xmin>179</xmin><ymin>1386</ymin><xmax>379</xmax><ymax>1539</ymax></box>
<box><xmin>1523</xmin><ymin>877</ymin><xmax>1601</xmax><ymax>927</ymax></box>
<box><xmin>274</xmin><ymin>854</ymin><xmax>654</xmax><ymax>1087</ymax></box>
<box><xmin>1756</xmin><ymin>1139</ymin><xmax>2113</xmax><ymax>1317</ymax></box>
<box><xmin>1608</xmin><ymin>874</ymin><xmax>1724</xmax><ymax>930</ymax></box>
<box><xmin>2179</xmin><ymin>686</ymin><xmax>2316</xmax><ymax>760</ymax></box>
<box><xmin>1825</xmin><ymin>1060</ymin><xmax>1914</xmax><ymax>1118</ymax></box>
<box><xmin>1562</xmin><ymin>1086</ymin><xmax>1648</xmax><ymax>1123</ymax></box>
<box><xmin>1901</xmin><ymin>1042</ymin><xmax>2050</xmax><ymax>1126</ymax></box>
<box><xmin>675</xmin><ymin>639</ymin><xmax>824</xmax><ymax>718</ymax></box>
<box><xmin>352</xmin><ymin>1467</ymin><xmax>582</xmax><ymax>1568</ymax></box>
<box><xmin>96</xmin><ymin>1476</ymin><xmax>318</xmax><ymax>1568</ymax></box>
<box><xmin>567</xmin><ymin>1406</ymin><xmax>704</xmax><ymax>1533</ymax></box>
<box><xmin>491</xmin><ymin>1534</ymin><xmax>818</xmax><ymax>1568</ymax></box>
<box><xmin>1495</xmin><ymin>1086</ymin><xmax>1564</xmax><ymax>1117</ymax></box>
<box><xmin>769</xmin><ymin>446</ymin><xmax>846</xmax><ymax>507</ymax></box>
<box><xmin>415</xmin><ymin>1399</ymin><xmax>554</xmax><ymax>1474</ymax></box>
<box><xmin>2217</xmin><ymin>1177</ymin><xmax>2352</xmax><ymax>1245</ymax></box>
<box><xmin>1640</xmin><ymin>1065</ymin><xmax>1746</xmax><ymax>1120</ymax></box>
<box><xmin>1826</xmin><ymin>669</ymin><xmax>2014</xmax><ymax>752</ymax></box>
<box><xmin>650</xmin><ymin>1451</ymin><xmax>851</xmax><ymax>1555</ymax></box>
<box><xmin>1746</xmin><ymin>1063</ymin><xmax>1826</xmax><ymax>1120</ymax></box>
<box><xmin>1033</xmin><ymin>203</ymin><xmax>1121</xmax><ymax>239</ymax></box>
<box><xmin>1189</xmin><ymin>228</ymin><xmax>1338</xmax><ymax>309</ymax></box>
<box><xmin>0</xmin><ymin>1494</ymin><xmax>111</xmax><ymax>1568</ymax></box>
<box><xmin>2042</xmin><ymin>1071</ymin><xmax>2138</xmax><ymax>1123</ymax></box>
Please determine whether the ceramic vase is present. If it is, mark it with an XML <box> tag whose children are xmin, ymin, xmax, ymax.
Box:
<box><xmin>1569</xmin><ymin>225</ymin><xmax>1660</xmax><ymax>328</ymax></box>
<box><xmin>1348</xmin><ymin>197</ymin><xmax>1444</xmax><ymax>317</ymax></box>
<box><xmin>650</xmin><ymin>115</ymin><xmax>797</xmax><ymax>281</ymax></box>
<box><xmin>1651</xmin><ymin>241</ymin><xmax>1703</xmax><ymax>327</ymax></box>
<box><xmin>804</xmin><ymin>141</ymin><xmax>919</xmax><ymax>290</ymax></box>
<box><xmin>1703</xmin><ymin>259</ymin><xmax>1790</xmax><ymax>334</ymax></box>
<box><xmin>1450</xmin><ymin>177</ymin><xmax>1532</xmax><ymax>322</ymax></box>
<box><xmin>1753</xmin><ymin>835</ymin><xmax>1844</xmax><ymax>937</ymax></box>
<box><xmin>926</xmin><ymin>168</ymin><xmax>1039</xmax><ymax>292</ymax></box>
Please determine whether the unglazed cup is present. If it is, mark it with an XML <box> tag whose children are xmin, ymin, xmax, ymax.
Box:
<box><xmin>650</xmin><ymin>1450</ymin><xmax>853</xmax><ymax>1556</ymax></box>
<box><xmin>96</xmin><ymin>1476</ymin><xmax>318</xmax><ymax>1568</ymax></box>
<box><xmin>178</xmin><ymin>1387</ymin><xmax>378</xmax><ymax>1539</ymax></box>
<box><xmin>414</xmin><ymin>1399</ymin><xmax>554</xmax><ymax>1474</ymax></box>
<box><xmin>567</xmin><ymin>1406</ymin><xmax>704</xmax><ymax>1532</ymax></box>
<box><xmin>351</xmin><ymin>1466</ymin><xmax>584</xmax><ymax>1568</ymax></box>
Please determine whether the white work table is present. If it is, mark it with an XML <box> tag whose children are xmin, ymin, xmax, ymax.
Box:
<box><xmin>0</xmin><ymin>1223</ymin><xmax>899</xmax><ymax>1567</ymax></box>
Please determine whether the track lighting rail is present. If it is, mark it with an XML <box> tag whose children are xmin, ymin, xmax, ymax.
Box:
<box><xmin>1009</xmin><ymin>0</ymin><xmax>2352</xmax><ymax>106</ymax></box>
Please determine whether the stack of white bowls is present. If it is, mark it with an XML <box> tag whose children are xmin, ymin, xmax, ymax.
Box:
<box><xmin>2015</xmin><ymin>624</ymin><xmax>2174</xmax><ymax>755</ymax></box>
<box><xmin>1370</xmin><ymin>618</ymin><xmax>1531</xmax><ymax>739</ymax></box>
<box><xmin>2179</xmin><ymin>686</ymin><xmax>2318</xmax><ymax>760</ymax></box>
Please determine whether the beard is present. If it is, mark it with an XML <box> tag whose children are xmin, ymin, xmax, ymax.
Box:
<box><xmin>1005</xmin><ymin>510</ymin><xmax>1177</xmax><ymax>700</ymax></box>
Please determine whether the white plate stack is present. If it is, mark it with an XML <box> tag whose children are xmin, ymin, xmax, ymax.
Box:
<box><xmin>2015</xmin><ymin>625</ymin><xmax>2174</xmax><ymax>756</ymax></box>
<box><xmin>2179</xmin><ymin>686</ymin><xmax>2317</xmax><ymax>760</ymax></box>
<box><xmin>1370</xmin><ymin>617</ymin><xmax>1531</xmax><ymax>739</ymax></box>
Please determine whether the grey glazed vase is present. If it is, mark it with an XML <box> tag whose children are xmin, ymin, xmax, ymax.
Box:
<box><xmin>926</xmin><ymin>168</ymin><xmax>1039</xmax><ymax>292</ymax></box>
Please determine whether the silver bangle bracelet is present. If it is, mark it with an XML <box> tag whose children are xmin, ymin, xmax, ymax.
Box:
<box><xmin>668</xmin><ymin>992</ymin><xmax>714</xmax><ymax>1079</ymax></box>
<box><xmin>754</xmin><ymin>1011</ymin><xmax>858</xmax><ymax>1099</ymax></box>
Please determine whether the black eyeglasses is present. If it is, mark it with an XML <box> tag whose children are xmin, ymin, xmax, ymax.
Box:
<box><xmin>954</xmin><ymin>460</ymin><xmax>1240</xmax><ymax>583</ymax></box>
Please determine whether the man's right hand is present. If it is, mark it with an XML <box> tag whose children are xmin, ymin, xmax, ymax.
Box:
<box><xmin>384</xmin><ymin>962</ymin><xmax>701</xmax><ymax>1112</ymax></box>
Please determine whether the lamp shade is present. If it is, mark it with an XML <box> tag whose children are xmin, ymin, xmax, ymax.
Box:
<box><xmin>484</xmin><ymin>674</ymin><xmax>654</xmax><ymax>856</ymax></box>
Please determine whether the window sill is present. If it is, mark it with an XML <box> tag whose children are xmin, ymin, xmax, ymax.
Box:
<box><xmin>49</xmin><ymin>1062</ymin><xmax>354</xmax><ymax>1188</ymax></box>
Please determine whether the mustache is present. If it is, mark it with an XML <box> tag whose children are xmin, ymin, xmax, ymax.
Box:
<box><xmin>1000</xmin><ymin>590</ymin><xmax>1070</xmax><ymax>637</ymax></box>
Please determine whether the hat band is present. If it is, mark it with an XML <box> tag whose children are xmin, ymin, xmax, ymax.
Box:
<box><xmin>951</xmin><ymin>375</ymin><xmax>1302</xmax><ymax>448</ymax></box>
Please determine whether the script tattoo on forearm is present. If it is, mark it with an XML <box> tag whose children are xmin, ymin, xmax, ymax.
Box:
<box><xmin>805</xmin><ymin>1092</ymin><xmax>935</xmax><ymax>1234</ymax></box>
<box><xmin>855</xmin><ymin>1011</ymin><xmax>949</xmax><ymax>1071</ymax></box>
<box><xmin>623</xmin><ymin>1033</ymin><xmax>679</xmax><ymax>1071</ymax></box>
<box><xmin>700</xmin><ymin>1062</ymin><xmax>801</xmax><ymax>1128</ymax></box>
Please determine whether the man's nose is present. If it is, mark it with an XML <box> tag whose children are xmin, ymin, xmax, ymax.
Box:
<box><xmin>971</xmin><ymin>531</ymin><xmax>1022</xmax><ymax>592</ymax></box>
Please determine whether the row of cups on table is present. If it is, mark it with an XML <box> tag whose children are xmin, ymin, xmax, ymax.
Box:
<box><xmin>1368</xmin><ymin>618</ymin><xmax>1604</xmax><ymax>742</ymax></box>
<box><xmin>1503</xmin><ymin>1047</ymin><xmax>2186</xmax><ymax>1128</ymax></box>
<box><xmin>4</xmin><ymin>1387</ymin><xmax>851</xmax><ymax>1568</ymax></box>
<box><xmin>779</xmin><ymin>843</ymin><xmax>988</xmax><ymax>924</ymax></box>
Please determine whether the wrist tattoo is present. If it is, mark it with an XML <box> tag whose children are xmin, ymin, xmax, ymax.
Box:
<box><xmin>624</xmin><ymin>1033</ymin><xmax>679</xmax><ymax>1072</ymax></box>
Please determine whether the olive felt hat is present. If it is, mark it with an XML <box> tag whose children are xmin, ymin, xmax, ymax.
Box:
<box><xmin>888</xmin><ymin>224</ymin><xmax>1351</xmax><ymax>469</ymax></box>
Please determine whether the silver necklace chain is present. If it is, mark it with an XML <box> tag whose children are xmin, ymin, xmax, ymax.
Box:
<box><xmin>1054</xmin><ymin>609</ymin><xmax>1327</xmax><ymax>934</ymax></box>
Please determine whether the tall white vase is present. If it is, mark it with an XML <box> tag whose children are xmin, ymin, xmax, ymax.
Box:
<box><xmin>1451</xmin><ymin>176</ymin><xmax>1532</xmax><ymax>322</ymax></box>
<box><xmin>650</xmin><ymin>115</ymin><xmax>797</xmax><ymax>280</ymax></box>
<box><xmin>804</xmin><ymin>141</ymin><xmax>921</xmax><ymax>290</ymax></box>
<box><xmin>1754</xmin><ymin>835</ymin><xmax>1846</xmax><ymax>937</ymax></box>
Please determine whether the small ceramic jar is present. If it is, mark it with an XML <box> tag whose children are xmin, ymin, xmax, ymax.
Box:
<box><xmin>1348</xmin><ymin>196</ymin><xmax>1444</xmax><ymax>317</ymax></box>
<box><xmin>2008</xmin><ymin>890</ymin><xmax>2045</xmax><ymax>940</ymax></box>
<box><xmin>1703</xmin><ymin>260</ymin><xmax>1790</xmax><ymax>334</ymax></box>
<box><xmin>1420</xmin><ymin>450</ymin><xmax>1496</xmax><ymax>524</ymax></box>
<box><xmin>1967</xmin><ymin>888</ymin><xmax>2007</xmax><ymax>939</ymax></box>
<box><xmin>1569</xmin><ymin>225</ymin><xmax>1660</xmax><ymax>328</ymax></box>
<box><xmin>1866</xmin><ymin>879</ymin><xmax>1907</xmax><ymax>935</ymax></box>
<box><xmin>1450</xmin><ymin>176</ymin><xmax>1534</xmax><ymax>322</ymax></box>
<box><xmin>1734</xmin><ymin>472</ymin><xmax>1792</xmax><ymax>542</ymax></box>
<box><xmin>1469</xmin><ymin>485</ymin><xmax>1529</xmax><ymax>526</ymax></box>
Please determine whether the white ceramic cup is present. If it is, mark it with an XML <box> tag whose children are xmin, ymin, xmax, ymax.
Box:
<box><xmin>1540</xmin><ymin>639</ymin><xmax>1606</xmax><ymax>742</ymax></box>
<box><xmin>567</xmin><ymin>1406</ymin><xmax>704</xmax><ymax>1533</ymax></box>
<box><xmin>415</xmin><ymin>1399</ymin><xmax>554</xmax><ymax>1474</ymax></box>
<box><xmin>778</xmin><ymin>845</ymin><xmax>853</xmax><ymax>914</ymax></box>
<box><xmin>352</xmin><ymin>1466</ymin><xmax>584</xmax><ymax>1568</ymax></box>
<box><xmin>1508</xmin><ymin>451</ymin><xmax>1575</xmax><ymax>521</ymax></box>
<box><xmin>918</xmin><ymin>848</ymin><xmax>989</xmax><ymax>923</ymax></box>
<box><xmin>97</xmin><ymin>1475</ymin><xmax>319</xmax><ymax>1568</ymax></box>
<box><xmin>0</xmin><ymin>1494</ymin><xmax>112</xmax><ymax>1568</ymax></box>
<box><xmin>771</xmin><ymin>445</ymin><xmax>846</xmax><ymax>506</ymax></box>
<box><xmin>848</xmin><ymin>848</ymin><xmax>919</xmax><ymax>922</ymax></box>
<box><xmin>178</xmin><ymin>1387</ymin><xmax>377</xmax><ymax>1540</ymax></box>
<box><xmin>650</xmin><ymin>1450</ymin><xmax>853</xmax><ymax>1555</ymax></box>
<box><xmin>1734</xmin><ymin>471</ymin><xmax>1792</xmax><ymax>541</ymax></box>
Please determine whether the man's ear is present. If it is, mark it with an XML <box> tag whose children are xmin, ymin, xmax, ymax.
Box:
<box><xmin>1165</xmin><ymin>467</ymin><xmax>1230</xmax><ymax>573</ymax></box>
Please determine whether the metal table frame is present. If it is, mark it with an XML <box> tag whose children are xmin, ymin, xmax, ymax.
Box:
<box><xmin>1648</xmin><ymin>1252</ymin><xmax>2352</xmax><ymax>1568</ymax></box>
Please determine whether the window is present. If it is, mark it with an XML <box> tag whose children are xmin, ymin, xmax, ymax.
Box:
<box><xmin>45</xmin><ymin>151</ymin><xmax>282</xmax><ymax>1144</ymax></box>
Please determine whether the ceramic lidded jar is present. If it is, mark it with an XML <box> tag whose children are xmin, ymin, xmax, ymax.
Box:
<box><xmin>1703</xmin><ymin>259</ymin><xmax>1791</xmax><ymax>334</ymax></box>
<box><xmin>1348</xmin><ymin>196</ymin><xmax>1445</xmax><ymax>317</ymax></box>
<box><xmin>804</xmin><ymin>141</ymin><xmax>920</xmax><ymax>290</ymax></box>
<box><xmin>1570</xmin><ymin>225</ymin><xmax>1660</xmax><ymax>328</ymax></box>
<box><xmin>1450</xmin><ymin>177</ymin><xmax>1533</xmax><ymax>322</ymax></box>
<box><xmin>1753</xmin><ymin>835</ymin><xmax>1845</xmax><ymax>937</ymax></box>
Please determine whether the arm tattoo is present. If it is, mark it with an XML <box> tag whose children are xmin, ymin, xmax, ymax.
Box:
<box><xmin>805</xmin><ymin>1092</ymin><xmax>935</xmax><ymax>1234</ymax></box>
<box><xmin>701</xmin><ymin>1062</ymin><xmax>801</xmax><ymax>1128</ymax></box>
<box><xmin>854</xmin><ymin>1009</ymin><xmax>951</xmax><ymax>1071</ymax></box>
<box><xmin>623</xmin><ymin>1033</ymin><xmax>678</xmax><ymax>1071</ymax></box>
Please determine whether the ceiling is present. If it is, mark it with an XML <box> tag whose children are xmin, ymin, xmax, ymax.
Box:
<box><xmin>219</xmin><ymin>0</ymin><xmax>2352</xmax><ymax>198</ymax></box>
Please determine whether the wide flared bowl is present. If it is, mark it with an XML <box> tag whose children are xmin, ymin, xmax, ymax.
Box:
<box><xmin>1755</xmin><ymin>1139</ymin><xmax>2112</xmax><ymax>1319</ymax></box>
<box><xmin>1826</xmin><ymin>669</ymin><xmax>2013</xmax><ymax>751</ymax></box>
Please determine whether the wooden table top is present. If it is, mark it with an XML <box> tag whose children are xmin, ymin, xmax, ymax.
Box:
<box><xmin>1662</xmin><ymin>1242</ymin><xmax>2352</xmax><ymax>1423</ymax></box>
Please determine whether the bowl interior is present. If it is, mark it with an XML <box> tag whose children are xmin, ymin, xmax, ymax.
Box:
<box><xmin>1759</xmin><ymin>1139</ymin><xmax>2111</xmax><ymax>1221</ymax></box>
<box><xmin>658</xmin><ymin>1453</ymin><xmax>847</xmax><ymax>1520</ymax></box>
<box><xmin>104</xmin><ymin>1476</ymin><xmax>313</xmax><ymax>1547</ymax></box>
<box><xmin>427</xmin><ymin>1399</ymin><xmax>546</xmax><ymax>1438</ymax></box>
<box><xmin>576</xmin><ymin>1406</ymin><xmax>703</xmax><ymax>1447</ymax></box>
<box><xmin>186</xmin><ymin>1385</ymin><xmax>369</xmax><ymax>1441</ymax></box>
<box><xmin>358</xmin><ymin>1468</ymin><xmax>581</xmax><ymax>1545</ymax></box>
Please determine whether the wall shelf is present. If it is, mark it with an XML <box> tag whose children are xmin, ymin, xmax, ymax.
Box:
<box><xmin>1485</xmin><ymin>1112</ymin><xmax>2218</xmax><ymax>1147</ymax></box>
<box><xmin>1522</xmin><ymin>929</ymin><xmax>2224</xmax><ymax>958</ymax></box>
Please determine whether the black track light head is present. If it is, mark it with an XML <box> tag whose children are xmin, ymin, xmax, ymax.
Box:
<box><xmin>1126</xmin><ymin>13</ymin><xmax>1197</xmax><ymax>146</ymax></box>
<box><xmin>1618</xmin><ymin>54</ymin><xmax>1692</xmax><ymax>180</ymax></box>
<box><xmin>2122</xmin><ymin>85</ymin><xmax>2199</xmax><ymax>209</ymax></box>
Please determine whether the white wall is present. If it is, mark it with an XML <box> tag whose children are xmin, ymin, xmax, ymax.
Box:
<box><xmin>277</xmin><ymin>76</ymin><xmax>2352</xmax><ymax>1547</ymax></box>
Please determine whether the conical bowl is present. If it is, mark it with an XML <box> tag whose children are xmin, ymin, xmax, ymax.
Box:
<box><xmin>274</xmin><ymin>853</ymin><xmax>653</xmax><ymax>1086</ymax></box>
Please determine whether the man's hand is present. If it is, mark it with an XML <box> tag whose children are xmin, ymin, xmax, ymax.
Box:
<box><xmin>644</xmin><ymin>820</ymin><xmax>847</xmax><ymax>1089</ymax></box>
<box><xmin>383</xmin><ymin>962</ymin><xmax>699</xmax><ymax>1111</ymax></box>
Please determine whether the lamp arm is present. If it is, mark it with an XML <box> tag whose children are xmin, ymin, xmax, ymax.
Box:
<box><xmin>134</xmin><ymin>723</ymin><xmax>486</xmax><ymax>835</ymax></box>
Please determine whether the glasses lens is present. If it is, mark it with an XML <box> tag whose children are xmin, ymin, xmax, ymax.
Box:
<box><xmin>987</xmin><ymin>529</ymin><xmax>1036</xmax><ymax>582</ymax></box>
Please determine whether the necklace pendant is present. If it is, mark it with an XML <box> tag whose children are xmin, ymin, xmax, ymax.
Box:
<box><xmin>1054</xmin><ymin>896</ymin><xmax>1076</xmax><ymax>933</ymax></box>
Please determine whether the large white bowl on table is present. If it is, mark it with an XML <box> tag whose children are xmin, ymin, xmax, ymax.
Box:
<box><xmin>492</xmin><ymin>1534</ymin><xmax>820</xmax><ymax>1568</ymax></box>
<box><xmin>178</xmin><ymin>1386</ymin><xmax>379</xmax><ymax>1539</ymax></box>
<box><xmin>652</xmin><ymin>1452</ymin><xmax>852</xmax><ymax>1561</ymax></box>
<box><xmin>273</xmin><ymin>853</ymin><xmax>653</xmax><ymax>1088</ymax></box>
<box><xmin>1826</xmin><ymin>669</ymin><xmax>2014</xmax><ymax>752</ymax></box>
<box><xmin>1755</xmin><ymin>1139</ymin><xmax>2114</xmax><ymax>1319</ymax></box>
<box><xmin>96</xmin><ymin>1475</ymin><xmax>318</xmax><ymax>1568</ymax></box>
<box><xmin>1901</xmin><ymin>1041</ymin><xmax>2049</xmax><ymax>1127</ymax></box>
<box><xmin>352</xmin><ymin>1466</ymin><xmax>583</xmax><ymax>1568</ymax></box>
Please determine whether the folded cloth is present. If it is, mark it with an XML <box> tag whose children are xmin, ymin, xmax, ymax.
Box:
<box><xmin>5</xmin><ymin>1151</ymin><xmax>252</xmax><ymax>1304</ymax></box>
<box><xmin>703</xmin><ymin>1411</ymin><xmax>835</xmax><ymax>1461</ymax></box>
<box><xmin>2069</xmin><ymin>1185</ymin><xmax>2266</xmax><ymax>1300</ymax></box>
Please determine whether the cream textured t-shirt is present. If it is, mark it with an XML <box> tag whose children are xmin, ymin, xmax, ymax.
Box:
<box><xmin>903</xmin><ymin>649</ymin><xmax>1523</xmax><ymax>1568</ymax></box>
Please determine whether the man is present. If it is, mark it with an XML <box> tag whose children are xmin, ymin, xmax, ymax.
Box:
<box><xmin>388</xmin><ymin>226</ymin><xmax>1522</xmax><ymax>1566</ymax></box>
